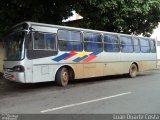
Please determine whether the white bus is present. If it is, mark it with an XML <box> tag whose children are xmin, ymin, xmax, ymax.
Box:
<box><xmin>3</xmin><ymin>22</ymin><xmax>157</xmax><ymax>86</ymax></box>
<box><xmin>156</xmin><ymin>39</ymin><xmax>160</xmax><ymax>68</ymax></box>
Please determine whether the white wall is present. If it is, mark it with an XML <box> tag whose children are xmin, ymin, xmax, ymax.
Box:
<box><xmin>151</xmin><ymin>23</ymin><xmax>160</xmax><ymax>68</ymax></box>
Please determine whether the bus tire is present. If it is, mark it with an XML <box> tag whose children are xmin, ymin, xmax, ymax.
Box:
<box><xmin>56</xmin><ymin>67</ymin><xmax>69</xmax><ymax>87</ymax></box>
<box><xmin>129</xmin><ymin>64</ymin><xmax>138</xmax><ymax>78</ymax></box>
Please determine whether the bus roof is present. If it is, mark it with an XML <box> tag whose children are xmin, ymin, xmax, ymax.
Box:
<box><xmin>13</xmin><ymin>21</ymin><xmax>154</xmax><ymax>40</ymax></box>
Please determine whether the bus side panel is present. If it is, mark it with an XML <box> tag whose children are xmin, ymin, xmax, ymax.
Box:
<box><xmin>95</xmin><ymin>63</ymin><xmax>104</xmax><ymax>77</ymax></box>
<box><xmin>32</xmin><ymin>65</ymin><xmax>50</xmax><ymax>82</ymax></box>
<box><xmin>104</xmin><ymin>62</ymin><xmax>123</xmax><ymax>76</ymax></box>
<box><xmin>139</xmin><ymin>53</ymin><xmax>157</xmax><ymax>71</ymax></box>
<box><xmin>83</xmin><ymin>63</ymin><xmax>96</xmax><ymax>77</ymax></box>
<box><xmin>103</xmin><ymin>53</ymin><xmax>123</xmax><ymax>76</ymax></box>
<box><xmin>82</xmin><ymin>63</ymin><xmax>103</xmax><ymax>78</ymax></box>
<box><xmin>120</xmin><ymin>53</ymin><xmax>157</xmax><ymax>73</ymax></box>
<box><xmin>120</xmin><ymin>53</ymin><xmax>138</xmax><ymax>73</ymax></box>
<box><xmin>32</xmin><ymin>57</ymin><xmax>57</xmax><ymax>83</ymax></box>
<box><xmin>24</xmin><ymin>59</ymin><xmax>33</xmax><ymax>83</ymax></box>
<box><xmin>75</xmin><ymin>64</ymin><xmax>84</xmax><ymax>79</ymax></box>
<box><xmin>32</xmin><ymin>59</ymin><xmax>79</xmax><ymax>83</ymax></box>
<box><xmin>75</xmin><ymin>63</ymin><xmax>103</xmax><ymax>79</ymax></box>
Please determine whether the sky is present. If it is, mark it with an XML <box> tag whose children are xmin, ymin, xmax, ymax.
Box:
<box><xmin>62</xmin><ymin>11</ymin><xmax>83</xmax><ymax>22</ymax></box>
<box><xmin>151</xmin><ymin>23</ymin><xmax>160</xmax><ymax>41</ymax></box>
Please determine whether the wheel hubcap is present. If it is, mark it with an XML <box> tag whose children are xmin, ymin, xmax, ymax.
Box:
<box><xmin>131</xmin><ymin>66</ymin><xmax>136</xmax><ymax>76</ymax></box>
<box><xmin>62</xmin><ymin>72</ymin><xmax>68</xmax><ymax>82</ymax></box>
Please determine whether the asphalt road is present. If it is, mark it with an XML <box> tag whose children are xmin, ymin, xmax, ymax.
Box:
<box><xmin>0</xmin><ymin>70</ymin><xmax>160</xmax><ymax>114</ymax></box>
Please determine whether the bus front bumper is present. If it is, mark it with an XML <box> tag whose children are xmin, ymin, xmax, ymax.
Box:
<box><xmin>3</xmin><ymin>72</ymin><xmax>25</xmax><ymax>83</ymax></box>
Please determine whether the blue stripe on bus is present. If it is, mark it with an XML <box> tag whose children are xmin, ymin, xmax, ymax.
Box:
<box><xmin>52</xmin><ymin>53</ymin><xmax>70</xmax><ymax>62</ymax></box>
<box><xmin>73</xmin><ymin>55</ymin><xmax>88</xmax><ymax>62</ymax></box>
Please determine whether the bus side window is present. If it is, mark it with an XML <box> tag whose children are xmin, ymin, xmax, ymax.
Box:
<box><xmin>150</xmin><ymin>39</ymin><xmax>156</xmax><ymax>53</ymax></box>
<box><xmin>58</xmin><ymin>29</ymin><xmax>82</xmax><ymax>51</ymax></box>
<box><xmin>132</xmin><ymin>37</ymin><xmax>140</xmax><ymax>53</ymax></box>
<box><xmin>139</xmin><ymin>38</ymin><xmax>150</xmax><ymax>53</ymax></box>
<box><xmin>104</xmin><ymin>34</ymin><xmax>120</xmax><ymax>52</ymax></box>
<box><xmin>84</xmin><ymin>32</ymin><xmax>102</xmax><ymax>52</ymax></box>
<box><xmin>33</xmin><ymin>32</ymin><xmax>57</xmax><ymax>50</ymax></box>
<box><xmin>33</xmin><ymin>32</ymin><xmax>45</xmax><ymax>49</ymax></box>
<box><xmin>120</xmin><ymin>36</ymin><xmax>133</xmax><ymax>53</ymax></box>
<box><xmin>44</xmin><ymin>33</ymin><xmax>57</xmax><ymax>50</ymax></box>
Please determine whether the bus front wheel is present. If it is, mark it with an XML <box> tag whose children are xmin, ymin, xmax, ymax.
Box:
<box><xmin>129</xmin><ymin>64</ymin><xmax>138</xmax><ymax>78</ymax></box>
<box><xmin>56</xmin><ymin>67</ymin><xmax>69</xmax><ymax>87</ymax></box>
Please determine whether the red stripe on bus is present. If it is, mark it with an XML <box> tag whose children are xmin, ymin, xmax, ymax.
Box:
<box><xmin>64</xmin><ymin>51</ymin><xmax>77</xmax><ymax>60</ymax></box>
<box><xmin>83</xmin><ymin>55</ymin><xmax>96</xmax><ymax>62</ymax></box>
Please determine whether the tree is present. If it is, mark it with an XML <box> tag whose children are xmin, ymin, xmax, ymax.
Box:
<box><xmin>0</xmin><ymin>0</ymin><xmax>75</xmax><ymax>38</ymax></box>
<box><xmin>0</xmin><ymin>0</ymin><xmax>160</xmax><ymax>39</ymax></box>
<box><xmin>74</xmin><ymin>0</ymin><xmax>160</xmax><ymax>36</ymax></box>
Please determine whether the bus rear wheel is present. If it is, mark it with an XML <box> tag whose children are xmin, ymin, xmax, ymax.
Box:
<box><xmin>56</xmin><ymin>67</ymin><xmax>69</xmax><ymax>87</ymax></box>
<box><xmin>129</xmin><ymin>64</ymin><xmax>138</xmax><ymax>78</ymax></box>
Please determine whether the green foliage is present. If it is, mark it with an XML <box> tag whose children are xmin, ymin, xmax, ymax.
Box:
<box><xmin>74</xmin><ymin>0</ymin><xmax>160</xmax><ymax>36</ymax></box>
<box><xmin>0</xmin><ymin>0</ymin><xmax>75</xmax><ymax>38</ymax></box>
<box><xmin>0</xmin><ymin>0</ymin><xmax>160</xmax><ymax>38</ymax></box>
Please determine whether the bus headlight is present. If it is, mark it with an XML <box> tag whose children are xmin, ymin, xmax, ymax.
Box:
<box><xmin>13</xmin><ymin>65</ymin><xmax>25</xmax><ymax>72</ymax></box>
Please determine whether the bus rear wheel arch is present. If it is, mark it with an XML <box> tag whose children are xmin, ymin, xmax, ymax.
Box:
<box><xmin>55</xmin><ymin>66</ymin><xmax>75</xmax><ymax>87</ymax></box>
<box><xmin>129</xmin><ymin>63</ymin><xmax>138</xmax><ymax>78</ymax></box>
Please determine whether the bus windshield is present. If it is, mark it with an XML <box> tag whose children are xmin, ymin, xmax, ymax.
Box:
<box><xmin>5</xmin><ymin>31</ymin><xmax>25</xmax><ymax>60</ymax></box>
